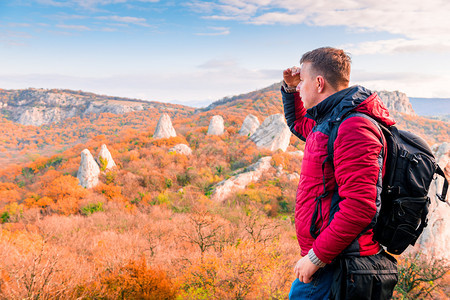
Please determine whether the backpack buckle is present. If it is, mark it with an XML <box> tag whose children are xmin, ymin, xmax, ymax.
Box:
<box><xmin>400</xmin><ymin>150</ymin><xmax>420</xmax><ymax>165</ymax></box>
<box><xmin>386</xmin><ymin>186</ymin><xmax>401</xmax><ymax>195</ymax></box>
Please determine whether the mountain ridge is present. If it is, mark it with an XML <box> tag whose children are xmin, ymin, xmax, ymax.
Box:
<box><xmin>0</xmin><ymin>88</ymin><xmax>195</xmax><ymax>126</ymax></box>
<box><xmin>0</xmin><ymin>84</ymin><xmax>448</xmax><ymax>168</ymax></box>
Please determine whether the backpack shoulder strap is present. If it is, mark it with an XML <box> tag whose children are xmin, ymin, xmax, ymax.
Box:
<box><xmin>311</xmin><ymin>112</ymin><xmax>385</xmax><ymax>238</ymax></box>
<box><xmin>326</xmin><ymin>112</ymin><xmax>384</xmax><ymax>224</ymax></box>
<box><xmin>436</xmin><ymin>165</ymin><xmax>449</xmax><ymax>202</ymax></box>
<box><xmin>327</xmin><ymin>112</ymin><xmax>383</xmax><ymax>168</ymax></box>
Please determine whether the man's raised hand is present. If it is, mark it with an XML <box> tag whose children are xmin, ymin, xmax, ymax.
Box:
<box><xmin>283</xmin><ymin>66</ymin><xmax>300</xmax><ymax>88</ymax></box>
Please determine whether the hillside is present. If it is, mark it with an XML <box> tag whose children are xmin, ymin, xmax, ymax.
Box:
<box><xmin>0</xmin><ymin>88</ymin><xmax>193</xmax><ymax>126</ymax></box>
<box><xmin>201</xmin><ymin>83</ymin><xmax>449</xmax><ymax>146</ymax></box>
<box><xmin>1</xmin><ymin>85</ymin><xmax>449</xmax><ymax>168</ymax></box>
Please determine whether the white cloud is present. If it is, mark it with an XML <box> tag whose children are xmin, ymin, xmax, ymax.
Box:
<box><xmin>0</xmin><ymin>30</ymin><xmax>33</xmax><ymax>46</ymax></box>
<box><xmin>37</xmin><ymin>0</ymin><xmax>159</xmax><ymax>9</ymax></box>
<box><xmin>56</xmin><ymin>24</ymin><xmax>91</xmax><ymax>31</ymax></box>
<box><xmin>187</xmin><ymin>0</ymin><xmax>260</xmax><ymax>21</ymax></box>
<box><xmin>341</xmin><ymin>39</ymin><xmax>450</xmax><ymax>55</ymax></box>
<box><xmin>7</xmin><ymin>23</ymin><xmax>32</xmax><ymax>27</ymax></box>
<box><xmin>97</xmin><ymin>15</ymin><xmax>151</xmax><ymax>27</ymax></box>
<box><xmin>195</xmin><ymin>26</ymin><xmax>230</xmax><ymax>36</ymax></box>
<box><xmin>188</xmin><ymin>0</ymin><xmax>450</xmax><ymax>54</ymax></box>
<box><xmin>198</xmin><ymin>58</ymin><xmax>238</xmax><ymax>69</ymax></box>
<box><xmin>251</xmin><ymin>12</ymin><xmax>305</xmax><ymax>25</ymax></box>
<box><xmin>351</xmin><ymin>69</ymin><xmax>450</xmax><ymax>98</ymax></box>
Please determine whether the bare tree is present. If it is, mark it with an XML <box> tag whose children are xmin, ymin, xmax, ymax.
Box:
<box><xmin>243</xmin><ymin>213</ymin><xmax>280</xmax><ymax>245</ymax></box>
<box><xmin>181</xmin><ymin>211</ymin><xmax>224</xmax><ymax>257</ymax></box>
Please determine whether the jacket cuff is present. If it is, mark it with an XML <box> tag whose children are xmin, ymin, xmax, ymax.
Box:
<box><xmin>282</xmin><ymin>81</ymin><xmax>297</xmax><ymax>93</ymax></box>
<box><xmin>308</xmin><ymin>248</ymin><xmax>326</xmax><ymax>268</ymax></box>
<box><xmin>281</xmin><ymin>87</ymin><xmax>305</xmax><ymax>141</ymax></box>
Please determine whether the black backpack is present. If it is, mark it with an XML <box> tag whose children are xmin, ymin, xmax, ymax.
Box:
<box><xmin>314</xmin><ymin>112</ymin><xmax>449</xmax><ymax>255</ymax></box>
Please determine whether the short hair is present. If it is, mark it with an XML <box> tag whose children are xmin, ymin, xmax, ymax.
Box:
<box><xmin>300</xmin><ymin>47</ymin><xmax>351</xmax><ymax>90</ymax></box>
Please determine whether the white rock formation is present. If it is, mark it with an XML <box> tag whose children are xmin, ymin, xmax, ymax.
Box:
<box><xmin>77</xmin><ymin>149</ymin><xmax>101</xmax><ymax>188</ymax></box>
<box><xmin>407</xmin><ymin>142</ymin><xmax>450</xmax><ymax>260</ymax></box>
<box><xmin>276</xmin><ymin>164</ymin><xmax>284</xmax><ymax>177</ymax></box>
<box><xmin>239</xmin><ymin>114</ymin><xmax>260</xmax><ymax>136</ymax></box>
<box><xmin>275</xmin><ymin>164</ymin><xmax>300</xmax><ymax>181</ymax></box>
<box><xmin>207</xmin><ymin>115</ymin><xmax>225</xmax><ymax>136</ymax></box>
<box><xmin>376</xmin><ymin>91</ymin><xmax>416</xmax><ymax>115</ymax></box>
<box><xmin>211</xmin><ymin>156</ymin><xmax>272</xmax><ymax>201</ymax></box>
<box><xmin>4</xmin><ymin>88</ymin><xmax>149</xmax><ymax>126</ymax></box>
<box><xmin>153</xmin><ymin>113</ymin><xmax>176</xmax><ymax>139</ymax></box>
<box><xmin>169</xmin><ymin>144</ymin><xmax>192</xmax><ymax>156</ymax></box>
<box><xmin>250</xmin><ymin>114</ymin><xmax>291</xmax><ymax>152</ymax></box>
<box><xmin>288</xmin><ymin>150</ymin><xmax>304</xmax><ymax>158</ymax></box>
<box><xmin>287</xmin><ymin>172</ymin><xmax>300</xmax><ymax>181</ymax></box>
<box><xmin>17</xmin><ymin>107</ymin><xmax>76</xmax><ymax>126</ymax></box>
<box><xmin>85</xmin><ymin>103</ymin><xmax>141</xmax><ymax>115</ymax></box>
<box><xmin>97</xmin><ymin>144</ymin><xmax>116</xmax><ymax>170</ymax></box>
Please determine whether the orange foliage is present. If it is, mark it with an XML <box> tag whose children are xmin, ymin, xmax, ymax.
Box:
<box><xmin>43</xmin><ymin>175</ymin><xmax>87</xmax><ymax>215</ymax></box>
<box><xmin>94</xmin><ymin>182</ymin><xmax>125</xmax><ymax>202</ymax></box>
<box><xmin>24</xmin><ymin>194</ymin><xmax>53</xmax><ymax>209</ymax></box>
<box><xmin>151</xmin><ymin>136</ymin><xmax>187</xmax><ymax>147</ymax></box>
<box><xmin>95</xmin><ymin>257</ymin><xmax>178</xmax><ymax>299</ymax></box>
<box><xmin>179</xmin><ymin>241</ymin><xmax>292</xmax><ymax>299</ymax></box>
<box><xmin>0</xmin><ymin>182</ymin><xmax>21</xmax><ymax>204</ymax></box>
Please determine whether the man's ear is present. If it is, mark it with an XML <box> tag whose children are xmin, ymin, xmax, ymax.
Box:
<box><xmin>316</xmin><ymin>76</ymin><xmax>325</xmax><ymax>93</ymax></box>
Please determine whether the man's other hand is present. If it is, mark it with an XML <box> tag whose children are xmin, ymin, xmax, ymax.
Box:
<box><xmin>294</xmin><ymin>256</ymin><xmax>320</xmax><ymax>283</ymax></box>
<box><xmin>283</xmin><ymin>67</ymin><xmax>300</xmax><ymax>88</ymax></box>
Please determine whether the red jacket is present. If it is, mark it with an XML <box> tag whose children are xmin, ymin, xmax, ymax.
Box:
<box><xmin>282</xmin><ymin>85</ymin><xmax>396</xmax><ymax>264</ymax></box>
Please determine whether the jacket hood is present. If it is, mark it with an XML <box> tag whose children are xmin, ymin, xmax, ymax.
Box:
<box><xmin>306</xmin><ymin>85</ymin><xmax>396</xmax><ymax>127</ymax></box>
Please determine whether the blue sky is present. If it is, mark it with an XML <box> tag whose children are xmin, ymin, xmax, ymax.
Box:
<box><xmin>1</xmin><ymin>0</ymin><xmax>450</xmax><ymax>107</ymax></box>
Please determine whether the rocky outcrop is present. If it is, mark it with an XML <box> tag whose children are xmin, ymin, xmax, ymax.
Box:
<box><xmin>169</xmin><ymin>144</ymin><xmax>192</xmax><ymax>156</ymax></box>
<box><xmin>376</xmin><ymin>91</ymin><xmax>415</xmax><ymax>115</ymax></box>
<box><xmin>211</xmin><ymin>156</ymin><xmax>273</xmax><ymax>201</ymax></box>
<box><xmin>153</xmin><ymin>113</ymin><xmax>176</xmax><ymax>139</ymax></box>
<box><xmin>84</xmin><ymin>103</ymin><xmax>143</xmax><ymax>115</ymax></box>
<box><xmin>77</xmin><ymin>149</ymin><xmax>101</xmax><ymax>189</ymax></box>
<box><xmin>250</xmin><ymin>114</ymin><xmax>291</xmax><ymax>152</ymax></box>
<box><xmin>288</xmin><ymin>150</ymin><xmax>304</xmax><ymax>158</ymax></box>
<box><xmin>97</xmin><ymin>144</ymin><xmax>116</xmax><ymax>170</ymax></box>
<box><xmin>239</xmin><ymin>114</ymin><xmax>260</xmax><ymax>136</ymax></box>
<box><xmin>407</xmin><ymin>142</ymin><xmax>450</xmax><ymax>260</ymax></box>
<box><xmin>287</xmin><ymin>172</ymin><xmax>300</xmax><ymax>181</ymax></box>
<box><xmin>275</xmin><ymin>164</ymin><xmax>300</xmax><ymax>181</ymax></box>
<box><xmin>207</xmin><ymin>115</ymin><xmax>225</xmax><ymax>136</ymax></box>
<box><xmin>0</xmin><ymin>88</ymin><xmax>187</xmax><ymax>126</ymax></box>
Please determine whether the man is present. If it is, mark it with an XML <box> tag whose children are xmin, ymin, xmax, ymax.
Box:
<box><xmin>282</xmin><ymin>47</ymin><xmax>397</xmax><ymax>299</ymax></box>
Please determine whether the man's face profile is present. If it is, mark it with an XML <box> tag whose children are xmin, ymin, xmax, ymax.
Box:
<box><xmin>297</xmin><ymin>62</ymin><xmax>319</xmax><ymax>109</ymax></box>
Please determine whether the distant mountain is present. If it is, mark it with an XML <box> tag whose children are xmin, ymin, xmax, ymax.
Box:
<box><xmin>203</xmin><ymin>83</ymin><xmax>417</xmax><ymax>115</ymax></box>
<box><xmin>0</xmin><ymin>84</ymin><xmax>448</xmax><ymax>168</ymax></box>
<box><xmin>0</xmin><ymin>88</ymin><xmax>194</xmax><ymax>126</ymax></box>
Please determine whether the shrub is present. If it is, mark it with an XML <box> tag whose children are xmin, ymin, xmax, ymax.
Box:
<box><xmin>394</xmin><ymin>253</ymin><xmax>449</xmax><ymax>299</ymax></box>
<box><xmin>179</xmin><ymin>241</ymin><xmax>291</xmax><ymax>299</ymax></box>
<box><xmin>81</xmin><ymin>202</ymin><xmax>104</xmax><ymax>216</ymax></box>
<box><xmin>0</xmin><ymin>202</ymin><xmax>23</xmax><ymax>223</ymax></box>
<box><xmin>98</xmin><ymin>156</ymin><xmax>108</xmax><ymax>171</ymax></box>
<box><xmin>176</xmin><ymin>168</ymin><xmax>197</xmax><ymax>187</ymax></box>
<box><xmin>105</xmin><ymin>170</ymin><xmax>117</xmax><ymax>184</ymax></box>
<box><xmin>99</xmin><ymin>257</ymin><xmax>177</xmax><ymax>299</ymax></box>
